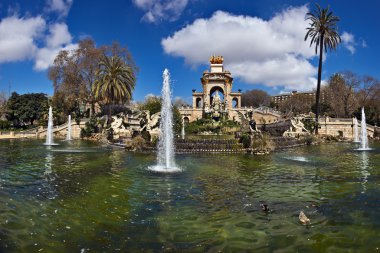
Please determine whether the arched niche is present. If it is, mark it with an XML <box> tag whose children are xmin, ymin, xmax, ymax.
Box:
<box><xmin>232</xmin><ymin>97</ymin><xmax>239</xmax><ymax>108</ymax></box>
<box><xmin>196</xmin><ymin>97</ymin><xmax>202</xmax><ymax>108</ymax></box>
<box><xmin>209</xmin><ymin>86</ymin><xmax>225</xmax><ymax>105</ymax></box>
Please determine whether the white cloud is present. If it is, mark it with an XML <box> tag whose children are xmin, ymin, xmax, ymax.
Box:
<box><xmin>0</xmin><ymin>14</ymin><xmax>77</xmax><ymax>70</ymax></box>
<box><xmin>46</xmin><ymin>23</ymin><xmax>72</xmax><ymax>48</ymax></box>
<box><xmin>34</xmin><ymin>22</ymin><xmax>77</xmax><ymax>70</ymax></box>
<box><xmin>0</xmin><ymin>15</ymin><xmax>46</xmax><ymax>63</ymax></box>
<box><xmin>34</xmin><ymin>43</ymin><xmax>77</xmax><ymax>71</ymax></box>
<box><xmin>46</xmin><ymin>0</ymin><xmax>73</xmax><ymax>18</ymax></box>
<box><xmin>341</xmin><ymin>31</ymin><xmax>356</xmax><ymax>54</ymax></box>
<box><xmin>132</xmin><ymin>0</ymin><xmax>188</xmax><ymax>23</ymax></box>
<box><xmin>162</xmin><ymin>6</ymin><xmax>320</xmax><ymax>91</ymax></box>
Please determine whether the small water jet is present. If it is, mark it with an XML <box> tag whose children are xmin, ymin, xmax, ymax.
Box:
<box><xmin>357</xmin><ymin>107</ymin><xmax>371</xmax><ymax>151</ymax></box>
<box><xmin>353</xmin><ymin>117</ymin><xmax>359</xmax><ymax>143</ymax></box>
<box><xmin>66</xmin><ymin>115</ymin><xmax>72</xmax><ymax>141</ymax></box>
<box><xmin>45</xmin><ymin>106</ymin><xmax>57</xmax><ymax>145</ymax></box>
<box><xmin>149</xmin><ymin>69</ymin><xmax>181</xmax><ymax>173</ymax></box>
<box><xmin>181</xmin><ymin>118</ymin><xmax>185</xmax><ymax>140</ymax></box>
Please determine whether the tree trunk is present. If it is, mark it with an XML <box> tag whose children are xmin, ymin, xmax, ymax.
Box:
<box><xmin>108</xmin><ymin>104</ymin><xmax>112</xmax><ymax>126</ymax></box>
<box><xmin>315</xmin><ymin>35</ymin><xmax>324</xmax><ymax>135</ymax></box>
<box><xmin>90</xmin><ymin>102</ymin><xmax>95</xmax><ymax>118</ymax></box>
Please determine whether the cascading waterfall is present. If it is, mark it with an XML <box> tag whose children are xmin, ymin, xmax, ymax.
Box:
<box><xmin>45</xmin><ymin>106</ymin><xmax>55</xmax><ymax>145</ymax></box>
<box><xmin>66</xmin><ymin>115</ymin><xmax>72</xmax><ymax>141</ymax></box>
<box><xmin>359</xmin><ymin>107</ymin><xmax>370</xmax><ymax>150</ymax></box>
<box><xmin>149</xmin><ymin>69</ymin><xmax>180</xmax><ymax>172</ymax></box>
<box><xmin>353</xmin><ymin>117</ymin><xmax>359</xmax><ymax>142</ymax></box>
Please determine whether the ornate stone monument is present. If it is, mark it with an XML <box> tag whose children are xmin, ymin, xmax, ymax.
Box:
<box><xmin>179</xmin><ymin>56</ymin><xmax>243</xmax><ymax>122</ymax></box>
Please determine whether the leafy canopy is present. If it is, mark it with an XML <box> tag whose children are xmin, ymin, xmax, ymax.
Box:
<box><xmin>93</xmin><ymin>55</ymin><xmax>136</xmax><ymax>105</ymax></box>
<box><xmin>305</xmin><ymin>4</ymin><xmax>341</xmax><ymax>54</ymax></box>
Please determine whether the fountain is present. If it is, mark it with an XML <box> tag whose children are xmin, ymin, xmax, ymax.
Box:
<box><xmin>358</xmin><ymin>107</ymin><xmax>371</xmax><ymax>151</ymax></box>
<box><xmin>149</xmin><ymin>69</ymin><xmax>181</xmax><ymax>172</ymax></box>
<box><xmin>66</xmin><ymin>115</ymin><xmax>72</xmax><ymax>141</ymax></box>
<box><xmin>181</xmin><ymin>118</ymin><xmax>185</xmax><ymax>140</ymax></box>
<box><xmin>45</xmin><ymin>106</ymin><xmax>57</xmax><ymax>145</ymax></box>
<box><xmin>353</xmin><ymin>117</ymin><xmax>359</xmax><ymax>143</ymax></box>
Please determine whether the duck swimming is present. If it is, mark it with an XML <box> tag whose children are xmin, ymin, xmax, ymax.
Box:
<box><xmin>299</xmin><ymin>211</ymin><xmax>310</xmax><ymax>225</ymax></box>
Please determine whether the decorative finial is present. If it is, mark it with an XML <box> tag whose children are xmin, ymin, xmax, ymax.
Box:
<box><xmin>209</xmin><ymin>55</ymin><xmax>224</xmax><ymax>64</ymax></box>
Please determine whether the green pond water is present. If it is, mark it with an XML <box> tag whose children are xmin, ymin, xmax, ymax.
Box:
<box><xmin>0</xmin><ymin>139</ymin><xmax>379</xmax><ymax>252</ymax></box>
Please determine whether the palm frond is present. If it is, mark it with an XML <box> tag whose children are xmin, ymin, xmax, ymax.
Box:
<box><xmin>93</xmin><ymin>55</ymin><xmax>136</xmax><ymax>106</ymax></box>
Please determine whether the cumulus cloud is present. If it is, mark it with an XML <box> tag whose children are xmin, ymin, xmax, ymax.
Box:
<box><xmin>34</xmin><ymin>43</ymin><xmax>77</xmax><ymax>71</ymax></box>
<box><xmin>46</xmin><ymin>23</ymin><xmax>72</xmax><ymax>48</ymax></box>
<box><xmin>341</xmin><ymin>31</ymin><xmax>356</xmax><ymax>54</ymax></box>
<box><xmin>162</xmin><ymin>6</ymin><xmax>322</xmax><ymax>91</ymax></box>
<box><xmin>0</xmin><ymin>15</ymin><xmax>46</xmax><ymax>63</ymax></box>
<box><xmin>46</xmin><ymin>0</ymin><xmax>73</xmax><ymax>18</ymax></box>
<box><xmin>0</xmin><ymin>14</ymin><xmax>77</xmax><ymax>70</ymax></box>
<box><xmin>132</xmin><ymin>0</ymin><xmax>188</xmax><ymax>23</ymax></box>
<box><xmin>34</xmin><ymin>23</ymin><xmax>77</xmax><ymax>70</ymax></box>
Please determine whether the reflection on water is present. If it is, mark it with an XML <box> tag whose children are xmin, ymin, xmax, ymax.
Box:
<box><xmin>0</xmin><ymin>140</ymin><xmax>378</xmax><ymax>252</ymax></box>
<box><xmin>285</xmin><ymin>156</ymin><xmax>309</xmax><ymax>162</ymax></box>
<box><xmin>360</xmin><ymin>152</ymin><xmax>370</xmax><ymax>193</ymax></box>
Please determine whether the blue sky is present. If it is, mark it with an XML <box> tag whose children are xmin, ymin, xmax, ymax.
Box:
<box><xmin>0</xmin><ymin>0</ymin><xmax>379</xmax><ymax>103</ymax></box>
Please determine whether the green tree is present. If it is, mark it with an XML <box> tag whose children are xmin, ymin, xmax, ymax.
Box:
<box><xmin>49</xmin><ymin>39</ymin><xmax>137</xmax><ymax>119</ymax></box>
<box><xmin>305</xmin><ymin>4</ymin><xmax>341</xmax><ymax>134</ymax></box>
<box><xmin>6</xmin><ymin>92</ymin><xmax>49</xmax><ymax>127</ymax></box>
<box><xmin>138</xmin><ymin>96</ymin><xmax>161</xmax><ymax>114</ymax></box>
<box><xmin>93</xmin><ymin>55</ymin><xmax>136</xmax><ymax>124</ymax></box>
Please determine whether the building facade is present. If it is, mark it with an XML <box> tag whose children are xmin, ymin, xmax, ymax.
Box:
<box><xmin>271</xmin><ymin>90</ymin><xmax>315</xmax><ymax>107</ymax></box>
<box><xmin>271</xmin><ymin>89</ymin><xmax>331</xmax><ymax>108</ymax></box>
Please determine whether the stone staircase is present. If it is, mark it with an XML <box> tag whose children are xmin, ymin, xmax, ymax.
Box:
<box><xmin>175</xmin><ymin>138</ymin><xmax>245</xmax><ymax>153</ymax></box>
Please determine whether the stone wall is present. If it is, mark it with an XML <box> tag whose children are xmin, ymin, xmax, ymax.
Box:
<box><xmin>319</xmin><ymin>117</ymin><xmax>375</xmax><ymax>139</ymax></box>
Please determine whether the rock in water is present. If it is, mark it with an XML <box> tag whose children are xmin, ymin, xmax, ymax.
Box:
<box><xmin>299</xmin><ymin>211</ymin><xmax>310</xmax><ymax>225</ymax></box>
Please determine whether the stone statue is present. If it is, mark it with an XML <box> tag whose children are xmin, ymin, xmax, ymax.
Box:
<box><xmin>212</xmin><ymin>92</ymin><xmax>222</xmax><ymax>111</ymax></box>
<box><xmin>211</xmin><ymin>92</ymin><xmax>223</xmax><ymax>118</ymax></box>
<box><xmin>147</xmin><ymin>112</ymin><xmax>161</xmax><ymax>131</ymax></box>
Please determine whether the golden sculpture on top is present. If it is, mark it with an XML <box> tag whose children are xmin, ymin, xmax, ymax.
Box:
<box><xmin>209</xmin><ymin>55</ymin><xmax>224</xmax><ymax>64</ymax></box>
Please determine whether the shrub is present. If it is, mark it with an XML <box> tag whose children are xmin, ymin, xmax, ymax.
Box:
<box><xmin>106</xmin><ymin>127</ymin><xmax>114</xmax><ymax>141</ymax></box>
<box><xmin>151</xmin><ymin>136</ymin><xmax>159</xmax><ymax>147</ymax></box>
<box><xmin>239</xmin><ymin>133</ymin><xmax>251</xmax><ymax>148</ymax></box>
<box><xmin>304</xmin><ymin>135</ymin><xmax>315</xmax><ymax>145</ymax></box>
<box><xmin>302</xmin><ymin>118</ymin><xmax>317</xmax><ymax>133</ymax></box>
<box><xmin>141</xmin><ymin>131</ymin><xmax>151</xmax><ymax>142</ymax></box>
<box><xmin>251</xmin><ymin>133</ymin><xmax>275</xmax><ymax>151</ymax></box>
<box><xmin>0</xmin><ymin>120</ymin><xmax>11</xmax><ymax>130</ymax></box>
<box><xmin>131</xmin><ymin>136</ymin><xmax>146</xmax><ymax>151</ymax></box>
<box><xmin>80</xmin><ymin>117</ymin><xmax>99</xmax><ymax>138</ymax></box>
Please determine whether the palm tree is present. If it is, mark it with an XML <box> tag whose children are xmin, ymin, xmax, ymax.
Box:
<box><xmin>93</xmin><ymin>55</ymin><xmax>136</xmax><ymax>124</ymax></box>
<box><xmin>305</xmin><ymin>4</ymin><xmax>341</xmax><ymax>134</ymax></box>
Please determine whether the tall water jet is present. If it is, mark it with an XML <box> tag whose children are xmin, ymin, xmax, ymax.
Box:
<box><xmin>149</xmin><ymin>69</ymin><xmax>180</xmax><ymax>172</ymax></box>
<box><xmin>359</xmin><ymin>107</ymin><xmax>370</xmax><ymax>150</ymax></box>
<box><xmin>45</xmin><ymin>106</ymin><xmax>56</xmax><ymax>145</ymax></box>
<box><xmin>181</xmin><ymin>118</ymin><xmax>185</xmax><ymax>140</ymax></box>
<box><xmin>66</xmin><ymin>115</ymin><xmax>72</xmax><ymax>141</ymax></box>
<box><xmin>353</xmin><ymin>117</ymin><xmax>359</xmax><ymax>143</ymax></box>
